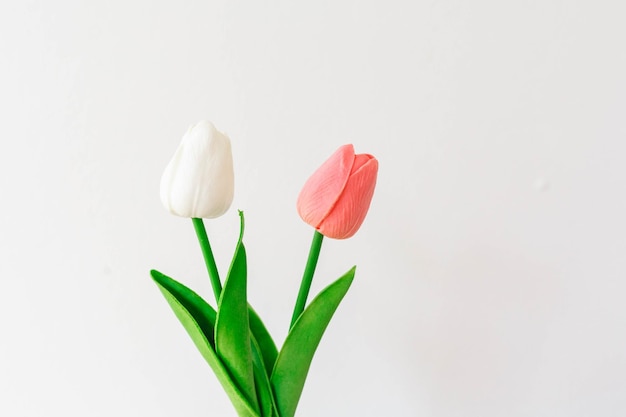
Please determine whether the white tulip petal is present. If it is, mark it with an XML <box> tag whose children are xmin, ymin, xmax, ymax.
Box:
<box><xmin>160</xmin><ymin>121</ymin><xmax>234</xmax><ymax>218</ymax></box>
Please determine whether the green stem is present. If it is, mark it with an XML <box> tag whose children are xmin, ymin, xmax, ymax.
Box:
<box><xmin>192</xmin><ymin>218</ymin><xmax>222</xmax><ymax>303</ymax></box>
<box><xmin>290</xmin><ymin>230</ymin><xmax>324</xmax><ymax>329</ymax></box>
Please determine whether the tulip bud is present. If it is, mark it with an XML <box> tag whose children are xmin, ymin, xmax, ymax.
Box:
<box><xmin>160</xmin><ymin>121</ymin><xmax>234</xmax><ymax>218</ymax></box>
<box><xmin>297</xmin><ymin>144</ymin><xmax>378</xmax><ymax>239</ymax></box>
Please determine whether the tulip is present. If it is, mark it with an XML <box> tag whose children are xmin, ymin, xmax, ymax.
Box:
<box><xmin>297</xmin><ymin>144</ymin><xmax>378</xmax><ymax>239</ymax></box>
<box><xmin>160</xmin><ymin>120</ymin><xmax>234</xmax><ymax>219</ymax></box>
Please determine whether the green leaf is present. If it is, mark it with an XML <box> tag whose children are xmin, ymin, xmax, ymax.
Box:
<box><xmin>270</xmin><ymin>267</ymin><xmax>356</xmax><ymax>417</ymax></box>
<box><xmin>248</xmin><ymin>305</ymin><xmax>278</xmax><ymax>376</ymax></box>
<box><xmin>251</xmin><ymin>335</ymin><xmax>278</xmax><ymax>417</ymax></box>
<box><xmin>215</xmin><ymin>233</ymin><xmax>258</xmax><ymax>412</ymax></box>
<box><xmin>150</xmin><ymin>269</ymin><xmax>260</xmax><ymax>417</ymax></box>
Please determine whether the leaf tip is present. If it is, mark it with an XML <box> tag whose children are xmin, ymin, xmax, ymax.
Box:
<box><xmin>347</xmin><ymin>265</ymin><xmax>357</xmax><ymax>280</ymax></box>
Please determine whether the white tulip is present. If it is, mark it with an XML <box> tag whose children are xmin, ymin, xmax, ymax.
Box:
<box><xmin>160</xmin><ymin>121</ymin><xmax>234</xmax><ymax>218</ymax></box>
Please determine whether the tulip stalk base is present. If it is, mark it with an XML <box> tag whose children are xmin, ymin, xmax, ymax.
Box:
<box><xmin>192</xmin><ymin>217</ymin><xmax>222</xmax><ymax>303</ymax></box>
<box><xmin>290</xmin><ymin>230</ymin><xmax>324</xmax><ymax>329</ymax></box>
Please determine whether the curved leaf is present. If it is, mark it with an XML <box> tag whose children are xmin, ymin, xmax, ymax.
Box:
<box><xmin>251</xmin><ymin>335</ymin><xmax>278</xmax><ymax>417</ymax></box>
<box><xmin>151</xmin><ymin>269</ymin><xmax>260</xmax><ymax>417</ymax></box>
<box><xmin>270</xmin><ymin>267</ymin><xmax>355</xmax><ymax>417</ymax></box>
<box><xmin>215</xmin><ymin>240</ymin><xmax>258</xmax><ymax>412</ymax></box>
<box><xmin>248</xmin><ymin>305</ymin><xmax>278</xmax><ymax>376</ymax></box>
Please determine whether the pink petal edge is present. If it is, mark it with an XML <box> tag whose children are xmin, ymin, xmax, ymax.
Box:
<box><xmin>297</xmin><ymin>144</ymin><xmax>355</xmax><ymax>228</ymax></box>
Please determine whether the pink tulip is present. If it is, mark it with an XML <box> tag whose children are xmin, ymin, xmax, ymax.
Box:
<box><xmin>297</xmin><ymin>144</ymin><xmax>378</xmax><ymax>239</ymax></box>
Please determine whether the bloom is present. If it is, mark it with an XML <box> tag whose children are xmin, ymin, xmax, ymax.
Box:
<box><xmin>297</xmin><ymin>144</ymin><xmax>378</xmax><ymax>239</ymax></box>
<box><xmin>160</xmin><ymin>121</ymin><xmax>234</xmax><ymax>218</ymax></box>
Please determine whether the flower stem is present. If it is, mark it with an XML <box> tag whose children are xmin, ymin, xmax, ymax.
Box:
<box><xmin>290</xmin><ymin>230</ymin><xmax>324</xmax><ymax>329</ymax></box>
<box><xmin>192</xmin><ymin>218</ymin><xmax>222</xmax><ymax>303</ymax></box>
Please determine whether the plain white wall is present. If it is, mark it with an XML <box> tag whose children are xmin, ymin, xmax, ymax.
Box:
<box><xmin>1</xmin><ymin>1</ymin><xmax>625</xmax><ymax>416</ymax></box>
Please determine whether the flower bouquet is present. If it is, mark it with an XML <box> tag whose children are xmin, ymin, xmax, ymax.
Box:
<box><xmin>151</xmin><ymin>121</ymin><xmax>378</xmax><ymax>417</ymax></box>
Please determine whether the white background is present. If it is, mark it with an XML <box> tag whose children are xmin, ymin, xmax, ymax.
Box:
<box><xmin>1</xmin><ymin>1</ymin><xmax>625</xmax><ymax>416</ymax></box>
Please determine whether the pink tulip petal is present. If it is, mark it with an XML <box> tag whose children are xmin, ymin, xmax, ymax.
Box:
<box><xmin>350</xmin><ymin>153</ymin><xmax>374</xmax><ymax>174</ymax></box>
<box><xmin>297</xmin><ymin>145</ymin><xmax>355</xmax><ymax>228</ymax></box>
<box><xmin>318</xmin><ymin>157</ymin><xmax>378</xmax><ymax>239</ymax></box>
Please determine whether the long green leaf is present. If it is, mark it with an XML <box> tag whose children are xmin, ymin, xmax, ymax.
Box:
<box><xmin>150</xmin><ymin>269</ymin><xmax>260</xmax><ymax>417</ymax></box>
<box><xmin>251</xmin><ymin>335</ymin><xmax>278</xmax><ymax>417</ymax></box>
<box><xmin>215</xmin><ymin>240</ymin><xmax>258</xmax><ymax>412</ymax></box>
<box><xmin>248</xmin><ymin>305</ymin><xmax>278</xmax><ymax>376</ymax></box>
<box><xmin>271</xmin><ymin>267</ymin><xmax>355</xmax><ymax>417</ymax></box>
